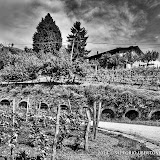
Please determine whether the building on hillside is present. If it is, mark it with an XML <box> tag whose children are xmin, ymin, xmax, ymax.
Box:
<box><xmin>87</xmin><ymin>46</ymin><xmax>143</xmax><ymax>61</ymax></box>
<box><xmin>131</xmin><ymin>60</ymin><xmax>160</xmax><ymax>68</ymax></box>
<box><xmin>0</xmin><ymin>44</ymin><xmax>3</xmax><ymax>48</ymax></box>
<box><xmin>87</xmin><ymin>46</ymin><xmax>144</xmax><ymax>70</ymax></box>
<box><xmin>148</xmin><ymin>60</ymin><xmax>160</xmax><ymax>68</ymax></box>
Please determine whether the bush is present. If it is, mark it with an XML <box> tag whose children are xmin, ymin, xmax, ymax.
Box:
<box><xmin>1</xmin><ymin>52</ymin><xmax>43</xmax><ymax>81</ymax></box>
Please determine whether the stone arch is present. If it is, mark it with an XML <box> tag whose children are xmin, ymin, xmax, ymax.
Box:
<box><xmin>19</xmin><ymin>101</ymin><xmax>28</xmax><ymax>108</ymax></box>
<box><xmin>149</xmin><ymin>110</ymin><xmax>160</xmax><ymax>120</ymax></box>
<box><xmin>101</xmin><ymin>108</ymin><xmax>115</xmax><ymax>121</ymax></box>
<box><xmin>124</xmin><ymin>109</ymin><xmax>140</xmax><ymax>120</ymax></box>
<box><xmin>0</xmin><ymin>99</ymin><xmax>10</xmax><ymax>106</ymax></box>
<box><xmin>60</xmin><ymin>104</ymin><xmax>69</xmax><ymax>111</ymax></box>
<box><xmin>40</xmin><ymin>102</ymin><xmax>49</xmax><ymax>110</ymax></box>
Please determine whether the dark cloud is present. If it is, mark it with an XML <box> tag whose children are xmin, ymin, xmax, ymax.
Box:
<box><xmin>0</xmin><ymin>0</ymin><xmax>66</xmax><ymax>45</ymax></box>
<box><xmin>60</xmin><ymin>0</ymin><xmax>160</xmax><ymax>52</ymax></box>
<box><xmin>0</xmin><ymin>0</ymin><xmax>63</xmax><ymax>30</ymax></box>
<box><xmin>0</xmin><ymin>0</ymin><xmax>160</xmax><ymax>53</ymax></box>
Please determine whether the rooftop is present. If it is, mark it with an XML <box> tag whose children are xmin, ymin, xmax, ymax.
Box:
<box><xmin>87</xmin><ymin>46</ymin><xmax>144</xmax><ymax>60</ymax></box>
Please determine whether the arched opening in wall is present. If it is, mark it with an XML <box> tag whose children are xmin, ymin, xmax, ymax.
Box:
<box><xmin>19</xmin><ymin>101</ymin><xmax>28</xmax><ymax>108</ymax></box>
<box><xmin>40</xmin><ymin>103</ymin><xmax>48</xmax><ymax>110</ymax></box>
<box><xmin>150</xmin><ymin>111</ymin><xmax>160</xmax><ymax>120</ymax></box>
<box><xmin>125</xmin><ymin>110</ymin><xmax>139</xmax><ymax>120</ymax></box>
<box><xmin>101</xmin><ymin>109</ymin><xmax>115</xmax><ymax>121</ymax></box>
<box><xmin>60</xmin><ymin>105</ymin><xmax>69</xmax><ymax>111</ymax></box>
<box><xmin>0</xmin><ymin>99</ymin><xmax>10</xmax><ymax>106</ymax></box>
<box><xmin>0</xmin><ymin>60</ymin><xmax>4</xmax><ymax>70</ymax></box>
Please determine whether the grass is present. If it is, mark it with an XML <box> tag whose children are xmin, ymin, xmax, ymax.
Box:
<box><xmin>0</xmin><ymin>109</ymin><xmax>160</xmax><ymax>160</ymax></box>
<box><xmin>1</xmin><ymin>84</ymin><xmax>160</xmax><ymax>159</ymax></box>
<box><xmin>56</xmin><ymin>131</ymin><xmax>160</xmax><ymax>160</ymax></box>
<box><xmin>1</xmin><ymin>130</ymin><xmax>159</xmax><ymax>160</ymax></box>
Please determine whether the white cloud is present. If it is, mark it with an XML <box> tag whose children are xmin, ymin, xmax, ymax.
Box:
<box><xmin>0</xmin><ymin>0</ymin><xmax>159</xmax><ymax>54</ymax></box>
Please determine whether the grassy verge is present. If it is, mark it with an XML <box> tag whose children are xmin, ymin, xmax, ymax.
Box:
<box><xmin>57</xmin><ymin>131</ymin><xmax>160</xmax><ymax>160</ymax></box>
<box><xmin>0</xmin><ymin>131</ymin><xmax>160</xmax><ymax>160</ymax></box>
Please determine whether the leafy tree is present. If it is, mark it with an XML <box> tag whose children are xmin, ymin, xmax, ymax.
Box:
<box><xmin>24</xmin><ymin>46</ymin><xmax>33</xmax><ymax>53</ymax></box>
<box><xmin>1</xmin><ymin>52</ymin><xmax>43</xmax><ymax>81</ymax></box>
<box><xmin>121</xmin><ymin>51</ymin><xmax>140</xmax><ymax>67</ymax></box>
<box><xmin>98</xmin><ymin>53</ymin><xmax>121</xmax><ymax>69</ymax></box>
<box><xmin>98</xmin><ymin>50</ymin><xmax>143</xmax><ymax>69</ymax></box>
<box><xmin>141</xmin><ymin>51</ymin><xmax>159</xmax><ymax>64</ymax></box>
<box><xmin>38</xmin><ymin>48</ymin><xmax>90</xmax><ymax>83</ymax></box>
<box><xmin>67</xmin><ymin>21</ymin><xmax>90</xmax><ymax>62</ymax></box>
<box><xmin>71</xmin><ymin>60</ymin><xmax>90</xmax><ymax>83</ymax></box>
<box><xmin>33</xmin><ymin>13</ymin><xmax>62</xmax><ymax>54</ymax></box>
<box><xmin>38</xmin><ymin>48</ymin><xmax>71</xmax><ymax>81</ymax></box>
<box><xmin>152</xmin><ymin>51</ymin><xmax>159</xmax><ymax>61</ymax></box>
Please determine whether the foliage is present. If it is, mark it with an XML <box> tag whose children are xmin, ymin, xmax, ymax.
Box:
<box><xmin>98</xmin><ymin>49</ymin><xmax>142</xmax><ymax>69</ymax></box>
<box><xmin>15</xmin><ymin>151</ymin><xmax>43</xmax><ymax>160</ymax></box>
<box><xmin>33</xmin><ymin>13</ymin><xmax>62</xmax><ymax>54</ymax></box>
<box><xmin>0</xmin><ymin>45</ymin><xmax>90</xmax><ymax>83</ymax></box>
<box><xmin>70</xmin><ymin>60</ymin><xmax>90</xmax><ymax>82</ymax></box>
<box><xmin>98</xmin><ymin>53</ymin><xmax>114</xmax><ymax>69</ymax></box>
<box><xmin>1</xmin><ymin>52</ymin><xmax>43</xmax><ymax>81</ymax></box>
<box><xmin>123</xmin><ymin>51</ymin><xmax>141</xmax><ymax>65</ymax></box>
<box><xmin>38</xmin><ymin>48</ymin><xmax>90</xmax><ymax>82</ymax></box>
<box><xmin>0</xmin><ymin>84</ymin><xmax>160</xmax><ymax>159</ymax></box>
<box><xmin>24</xmin><ymin>46</ymin><xmax>34</xmax><ymax>53</ymax></box>
<box><xmin>93</xmin><ymin>67</ymin><xmax>160</xmax><ymax>90</ymax></box>
<box><xmin>0</xmin><ymin>94</ymin><xmax>87</xmax><ymax>158</ymax></box>
<box><xmin>140</xmin><ymin>50</ymin><xmax>159</xmax><ymax>63</ymax></box>
<box><xmin>38</xmin><ymin>51</ymin><xmax>70</xmax><ymax>81</ymax></box>
<box><xmin>98</xmin><ymin>53</ymin><xmax>124</xmax><ymax>69</ymax></box>
<box><xmin>67</xmin><ymin>21</ymin><xmax>90</xmax><ymax>62</ymax></box>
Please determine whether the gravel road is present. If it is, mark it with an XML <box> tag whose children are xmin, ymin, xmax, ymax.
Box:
<box><xmin>98</xmin><ymin>121</ymin><xmax>160</xmax><ymax>144</ymax></box>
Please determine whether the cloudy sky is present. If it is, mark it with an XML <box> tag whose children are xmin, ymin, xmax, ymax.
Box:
<box><xmin>0</xmin><ymin>0</ymin><xmax>160</xmax><ymax>55</ymax></box>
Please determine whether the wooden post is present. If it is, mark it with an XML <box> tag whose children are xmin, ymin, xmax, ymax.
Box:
<box><xmin>51</xmin><ymin>105</ymin><xmax>61</xmax><ymax>160</ymax></box>
<box><xmin>71</xmin><ymin>38</ymin><xmax>75</xmax><ymax>65</ymax></box>
<box><xmin>68</xmin><ymin>99</ymin><xmax>72</xmax><ymax>113</ymax></box>
<box><xmin>44</xmin><ymin>115</ymin><xmax>46</xmax><ymax>128</ymax></box>
<box><xmin>93</xmin><ymin>101</ymin><xmax>97</xmax><ymax>140</ymax></box>
<box><xmin>12</xmin><ymin>99</ymin><xmax>15</xmax><ymax>127</ymax></box>
<box><xmin>85</xmin><ymin>108</ymin><xmax>91</xmax><ymax>151</ymax></box>
<box><xmin>35</xmin><ymin>102</ymin><xmax>38</xmax><ymax>126</ymax></box>
<box><xmin>11</xmin><ymin>98</ymin><xmax>16</xmax><ymax>159</ymax></box>
<box><xmin>39</xmin><ymin>101</ymin><xmax>41</xmax><ymax>111</ymax></box>
<box><xmin>94</xmin><ymin>101</ymin><xmax>102</xmax><ymax>139</ymax></box>
<box><xmin>95</xmin><ymin>65</ymin><xmax>97</xmax><ymax>75</ymax></box>
<box><xmin>26</xmin><ymin>97</ymin><xmax>30</xmax><ymax>122</ymax></box>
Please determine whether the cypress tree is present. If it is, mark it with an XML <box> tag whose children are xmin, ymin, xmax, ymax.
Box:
<box><xmin>33</xmin><ymin>13</ymin><xmax>62</xmax><ymax>54</ymax></box>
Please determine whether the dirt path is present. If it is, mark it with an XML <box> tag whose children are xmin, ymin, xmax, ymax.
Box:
<box><xmin>98</xmin><ymin>121</ymin><xmax>160</xmax><ymax>144</ymax></box>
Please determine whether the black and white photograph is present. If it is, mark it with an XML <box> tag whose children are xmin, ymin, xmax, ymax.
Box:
<box><xmin>0</xmin><ymin>0</ymin><xmax>160</xmax><ymax>159</ymax></box>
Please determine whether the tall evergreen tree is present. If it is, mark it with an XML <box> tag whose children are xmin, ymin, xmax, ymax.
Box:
<box><xmin>67</xmin><ymin>21</ymin><xmax>90</xmax><ymax>62</ymax></box>
<box><xmin>33</xmin><ymin>13</ymin><xmax>62</xmax><ymax>54</ymax></box>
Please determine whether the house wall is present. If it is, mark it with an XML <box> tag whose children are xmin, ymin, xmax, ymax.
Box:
<box><xmin>131</xmin><ymin>60</ymin><xmax>160</xmax><ymax>68</ymax></box>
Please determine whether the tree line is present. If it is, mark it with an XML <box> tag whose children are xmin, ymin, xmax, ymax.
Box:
<box><xmin>98</xmin><ymin>50</ymin><xmax>159</xmax><ymax>69</ymax></box>
<box><xmin>0</xmin><ymin>13</ymin><xmax>91</xmax><ymax>82</ymax></box>
<box><xmin>32</xmin><ymin>13</ymin><xmax>90</xmax><ymax>62</ymax></box>
<box><xmin>0</xmin><ymin>13</ymin><xmax>159</xmax><ymax>82</ymax></box>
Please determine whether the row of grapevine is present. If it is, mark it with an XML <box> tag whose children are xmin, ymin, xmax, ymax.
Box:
<box><xmin>0</xmin><ymin>98</ymin><xmax>92</xmax><ymax>160</ymax></box>
<box><xmin>85</xmin><ymin>67</ymin><xmax>160</xmax><ymax>90</ymax></box>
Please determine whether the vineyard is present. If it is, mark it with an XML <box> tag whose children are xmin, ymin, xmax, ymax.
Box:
<box><xmin>0</xmin><ymin>99</ymin><xmax>91</xmax><ymax>159</ymax></box>
<box><xmin>1</xmin><ymin>66</ymin><xmax>160</xmax><ymax>92</ymax></box>
<box><xmin>0</xmin><ymin>84</ymin><xmax>160</xmax><ymax>159</ymax></box>
<box><xmin>85</xmin><ymin>67</ymin><xmax>160</xmax><ymax>90</ymax></box>
<box><xmin>1</xmin><ymin>3</ymin><xmax>160</xmax><ymax>159</ymax></box>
